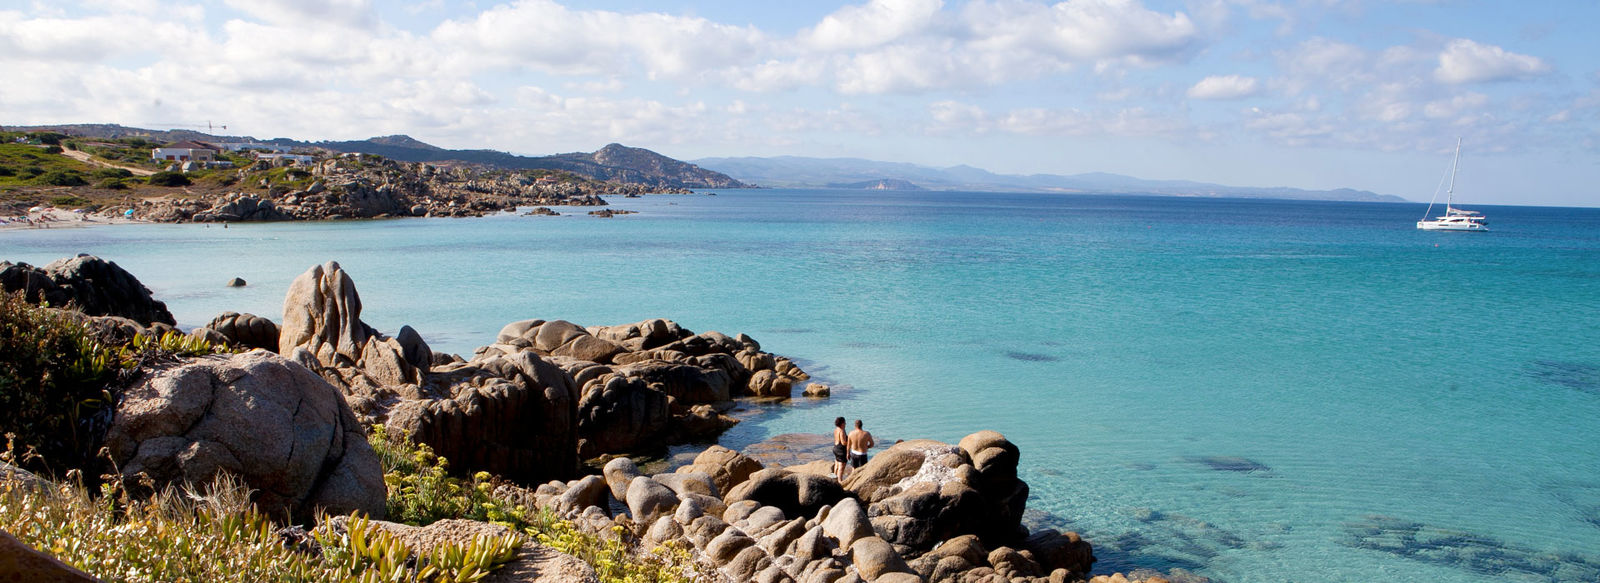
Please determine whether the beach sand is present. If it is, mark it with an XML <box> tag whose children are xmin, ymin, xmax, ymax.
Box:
<box><xmin>0</xmin><ymin>207</ymin><xmax>144</xmax><ymax>231</ymax></box>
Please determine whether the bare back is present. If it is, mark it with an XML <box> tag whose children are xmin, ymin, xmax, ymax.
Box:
<box><xmin>847</xmin><ymin>429</ymin><xmax>874</xmax><ymax>452</ymax></box>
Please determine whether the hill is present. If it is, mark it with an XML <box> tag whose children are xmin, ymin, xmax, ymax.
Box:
<box><xmin>694</xmin><ymin>155</ymin><xmax>1407</xmax><ymax>202</ymax></box>
<box><xmin>11</xmin><ymin>124</ymin><xmax>746</xmax><ymax>190</ymax></box>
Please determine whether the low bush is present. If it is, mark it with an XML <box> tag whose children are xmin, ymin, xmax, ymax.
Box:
<box><xmin>43</xmin><ymin>145</ymin><xmax>64</xmax><ymax>155</ymax></box>
<box><xmin>92</xmin><ymin>168</ymin><xmax>132</xmax><ymax>179</ymax></box>
<box><xmin>147</xmin><ymin>171</ymin><xmax>191</xmax><ymax>187</ymax></box>
<box><xmin>95</xmin><ymin>178</ymin><xmax>128</xmax><ymax>190</ymax></box>
<box><xmin>33</xmin><ymin>169</ymin><xmax>87</xmax><ymax>186</ymax></box>
<box><xmin>0</xmin><ymin>292</ymin><xmax>119</xmax><ymax>471</ymax></box>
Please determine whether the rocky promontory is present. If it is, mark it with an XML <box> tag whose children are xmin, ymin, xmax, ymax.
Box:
<box><xmin>0</xmin><ymin>255</ymin><xmax>1184</xmax><ymax>583</ymax></box>
<box><xmin>131</xmin><ymin>155</ymin><xmax>685</xmax><ymax>223</ymax></box>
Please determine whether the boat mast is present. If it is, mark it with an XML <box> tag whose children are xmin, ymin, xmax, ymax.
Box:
<box><xmin>1445</xmin><ymin>138</ymin><xmax>1461</xmax><ymax>213</ymax></box>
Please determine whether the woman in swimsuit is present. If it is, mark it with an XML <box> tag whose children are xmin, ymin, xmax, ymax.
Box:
<box><xmin>833</xmin><ymin>417</ymin><xmax>849</xmax><ymax>481</ymax></box>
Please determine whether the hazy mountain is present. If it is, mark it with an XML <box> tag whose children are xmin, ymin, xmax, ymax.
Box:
<box><xmin>694</xmin><ymin>155</ymin><xmax>1407</xmax><ymax>202</ymax></box>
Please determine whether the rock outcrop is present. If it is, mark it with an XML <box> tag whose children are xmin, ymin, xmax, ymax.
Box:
<box><xmin>387</xmin><ymin>352</ymin><xmax>580</xmax><ymax>484</ymax></box>
<box><xmin>200</xmin><ymin>311</ymin><xmax>280</xmax><ymax>351</ymax></box>
<box><xmin>842</xmin><ymin>433</ymin><xmax>1038</xmax><ymax>556</ymax></box>
<box><xmin>0</xmin><ymin>255</ymin><xmax>175</xmax><ymax>325</ymax></box>
<box><xmin>524</xmin><ymin>429</ymin><xmax>1097</xmax><ymax>583</ymax></box>
<box><xmin>104</xmin><ymin>350</ymin><xmax>385</xmax><ymax>521</ymax></box>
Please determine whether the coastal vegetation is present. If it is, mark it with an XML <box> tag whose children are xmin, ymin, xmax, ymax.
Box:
<box><xmin>0</xmin><ymin>291</ymin><xmax>707</xmax><ymax>582</ymax></box>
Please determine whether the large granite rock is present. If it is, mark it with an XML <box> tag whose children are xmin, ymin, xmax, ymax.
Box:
<box><xmin>104</xmin><ymin>350</ymin><xmax>385</xmax><ymax>521</ymax></box>
<box><xmin>678</xmin><ymin>445</ymin><xmax>763</xmax><ymax>496</ymax></box>
<box><xmin>842</xmin><ymin>432</ymin><xmax>1037</xmax><ymax>553</ymax></box>
<box><xmin>387</xmin><ymin>351</ymin><xmax>579</xmax><ymax>484</ymax></box>
<box><xmin>575</xmin><ymin>373</ymin><xmax>670</xmax><ymax>457</ymax></box>
<box><xmin>725</xmin><ymin>468</ymin><xmax>850</xmax><ymax>520</ymax></box>
<box><xmin>0</xmin><ymin>256</ymin><xmax>175</xmax><ymax>325</ymax></box>
<box><xmin>203</xmin><ymin>311</ymin><xmax>280</xmax><ymax>351</ymax></box>
<box><xmin>279</xmin><ymin>261</ymin><xmax>375</xmax><ymax>365</ymax></box>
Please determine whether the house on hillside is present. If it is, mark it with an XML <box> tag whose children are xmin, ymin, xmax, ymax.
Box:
<box><xmin>151</xmin><ymin>141</ymin><xmax>218</xmax><ymax>163</ymax></box>
<box><xmin>255</xmin><ymin>153</ymin><xmax>316</xmax><ymax>166</ymax></box>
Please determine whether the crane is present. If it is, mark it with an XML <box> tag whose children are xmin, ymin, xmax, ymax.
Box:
<box><xmin>147</xmin><ymin>121</ymin><xmax>230</xmax><ymax>133</ymax></box>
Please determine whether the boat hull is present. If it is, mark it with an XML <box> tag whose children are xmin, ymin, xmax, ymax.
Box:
<box><xmin>1417</xmin><ymin>220</ymin><xmax>1488</xmax><ymax>231</ymax></box>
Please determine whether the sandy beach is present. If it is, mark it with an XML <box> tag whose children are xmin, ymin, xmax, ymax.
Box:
<box><xmin>0</xmin><ymin>207</ymin><xmax>143</xmax><ymax>231</ymax></box>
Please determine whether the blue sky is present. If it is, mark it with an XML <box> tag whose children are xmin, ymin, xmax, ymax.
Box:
<box><xmin>2</xmin><ymin>0</ymin><xmax>1596</xmax><ymax>206</ymax></box>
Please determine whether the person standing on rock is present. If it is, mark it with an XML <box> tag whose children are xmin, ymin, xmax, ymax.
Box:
<box><xmin>847</xmin><ymin>419</ymin><xmax>876</xmax><ymax>471</ymax></box>
<box><xmin>832</xmin><ymin>417</ymin><xmax>850</xmax><ymax>481</ymax></box>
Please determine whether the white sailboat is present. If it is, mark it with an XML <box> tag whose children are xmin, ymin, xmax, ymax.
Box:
<box><xmin>1418</xmin><ymin>138</ymin><xmax>1488</xmax><ymax>231</ymax></box>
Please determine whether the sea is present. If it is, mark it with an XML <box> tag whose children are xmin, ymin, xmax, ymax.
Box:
<box><xmin>4</xmin><ymin>190</ymin><xmax>1599</xmax><ymax>583</ymax></box>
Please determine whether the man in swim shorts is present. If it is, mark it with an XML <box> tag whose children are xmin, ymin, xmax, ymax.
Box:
<box><xmin>847</xmin><ymin>419</ymin><xmax>875</xmax><ymax>470</ymax></box>
<box><xmin>832</xmin><ymin>417</ymin><xmax>849</xmax><ymax>481</ymax></box>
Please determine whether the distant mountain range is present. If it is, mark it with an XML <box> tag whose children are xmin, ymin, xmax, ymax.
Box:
<box><xmin>12</xmin><ymin>124</ymin><xmax>1402</xmax><ymax>201</ymax></box>
<box><xmin>694</xmin><ymin>156</ymin><xmax>1407</xmax><ymax>202</ymax></box>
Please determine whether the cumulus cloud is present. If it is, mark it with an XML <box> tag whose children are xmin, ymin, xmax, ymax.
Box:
<box><xmin>801</xmin><ymin>0</ymin><xmax>943</xmax><ymax>52</ymax></box>
<box><xmin>430</xmin><ymin>0</ymin><xmax>765</xmax><ymax>79</ymax></box>
<box><xmin>223</xmin><ymin>0</ymin><xmax>377</xmax><ymax>30</ymax></box>
<box><xmin>1434</xmin><ymin>38</ymin><xmax>1549</xmax><ymax>84</ymax></box>
<box><xmin>1187</xmin><ymin>75</ymin><xmax>1259</xmax><ymax>99</ymax></box>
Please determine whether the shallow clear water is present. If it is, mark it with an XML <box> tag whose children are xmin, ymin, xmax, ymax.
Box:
<box><xmin>6</xmin><ymin>191</ymin><xmax>1599</xmax><ymax>582</ymax></box>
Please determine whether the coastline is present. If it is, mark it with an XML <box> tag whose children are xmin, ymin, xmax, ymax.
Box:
<box><xmin>0</xmin><ymin>207</ymin><xmax>145</xmax><ymax>230</ymax></box>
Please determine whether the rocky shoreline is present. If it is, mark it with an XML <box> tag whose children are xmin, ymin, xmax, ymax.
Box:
<box><xmin>128</xmin><ymin>156</ymin><xmax>690</xmax><ymax>223</ymax></box>
<box><xmin>0</xmin><ymin>255</ymin><xmax>1181</xmax><ymax>583</ymax></box>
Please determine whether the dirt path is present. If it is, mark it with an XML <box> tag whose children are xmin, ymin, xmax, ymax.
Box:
<box><xmin>62</xmin><ymin>149</ymin><xmax>156</xmax><ymax>176</ymax></box>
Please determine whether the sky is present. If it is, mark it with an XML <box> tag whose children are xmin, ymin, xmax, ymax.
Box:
<box><xmin>2</xmin><ymin>0</ymin><xmax>1597</xmax><ymax>206</ymax></box>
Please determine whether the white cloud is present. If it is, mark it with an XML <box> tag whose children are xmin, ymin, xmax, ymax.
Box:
<box><xmin>223</xmin><ymin>0</ymin><xmax>376</xmax><ymax>30</ymax></box>
<box><xmin>1187</xmin><ymin>74</ymin><xmax>1259</xmax><ymax>99</ymax></box>
<box><xmin>430</xmin><ymin>0</ymin><xmax>765</xmax><ymax>79</ymax></box>
<box><xmin>1434</xmin><ymin>38</ymin><xmax>1549</xmax><ymax>84</ymax></box>
<box><xmin>802</xmin><ymin>0</ymin><xmax>944</xmax><ymax>52</ymax></box>
<box><xmin>926</xmin><ymin>100</ymin><xmax>1187</xmax><ymax>137</ymax></box>
<box><xmin>1423</xmin><ymin>93</ymin><xmax>1488</xmax><ymax>119</ymax></box>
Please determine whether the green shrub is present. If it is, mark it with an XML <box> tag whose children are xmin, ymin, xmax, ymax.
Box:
<box><xmin>0</xmin><ymin>292</ymin><xmax>119</xmax><ymax>471</ymax></box>
<box><xmin>147</xmin><ymin>171</ymin><xmax>191</xmax><ymax>187</ymax></box>
<box><xmin>95</xmin><ymin>178</ymin><xmax>128</xmax><ymax>190</ymax></box>
<box><xmin>0</xmin><ymin>166</ymin><xmax>14</xmax><ymax>177</ymax></box>
<box><xmin>43</xmin><ymin>145</ymin><xmax>63</xmax><ymax>155</ymax></box>
<box><xmin>92</xmin><ymin>167</ymin><xmax>132</xmax><ymax>179</ymax></box>
<box><xmin>18</xmin><ymin>165</ymin><xmax>44</xmax><ymax>179</ymax></box>
<box><xmin>33</xmin><ymin>169</ymin><xmax>86</xmax><ymax>186</ymax></box>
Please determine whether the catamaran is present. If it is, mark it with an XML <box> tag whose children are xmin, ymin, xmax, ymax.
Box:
<box><xmin>1418</xmin><ymin>138</ymin><xmax>1488</xmax><ymax>231</ymax></box>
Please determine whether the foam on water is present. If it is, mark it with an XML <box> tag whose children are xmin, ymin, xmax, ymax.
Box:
<box><xmin>5</xmin><ymin>190</ymin><xmax>1599</xmax><ymax>582</ymax></box>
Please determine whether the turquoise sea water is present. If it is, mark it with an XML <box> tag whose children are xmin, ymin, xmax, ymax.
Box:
<box><xmin>5</xmin><ymin>190</ymin><xmax>1599</xmax><ymax>582</ymax></box>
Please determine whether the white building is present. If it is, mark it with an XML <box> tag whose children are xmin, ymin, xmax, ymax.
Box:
<box><xmin>151</xmin><ymin>140</ymin><xmax>218</xmax><ymax>163</ymax></box>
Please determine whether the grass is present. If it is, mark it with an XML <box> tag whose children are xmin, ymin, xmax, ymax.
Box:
<box><xmin>0</xmin><ymin>143</ymin><xmax>96</xmax><ymax>188</ymax></box>
<box><xmin>0</xmin><ymin>465</ymin><xmax>522</xmax><ymax>583</ymax></box>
